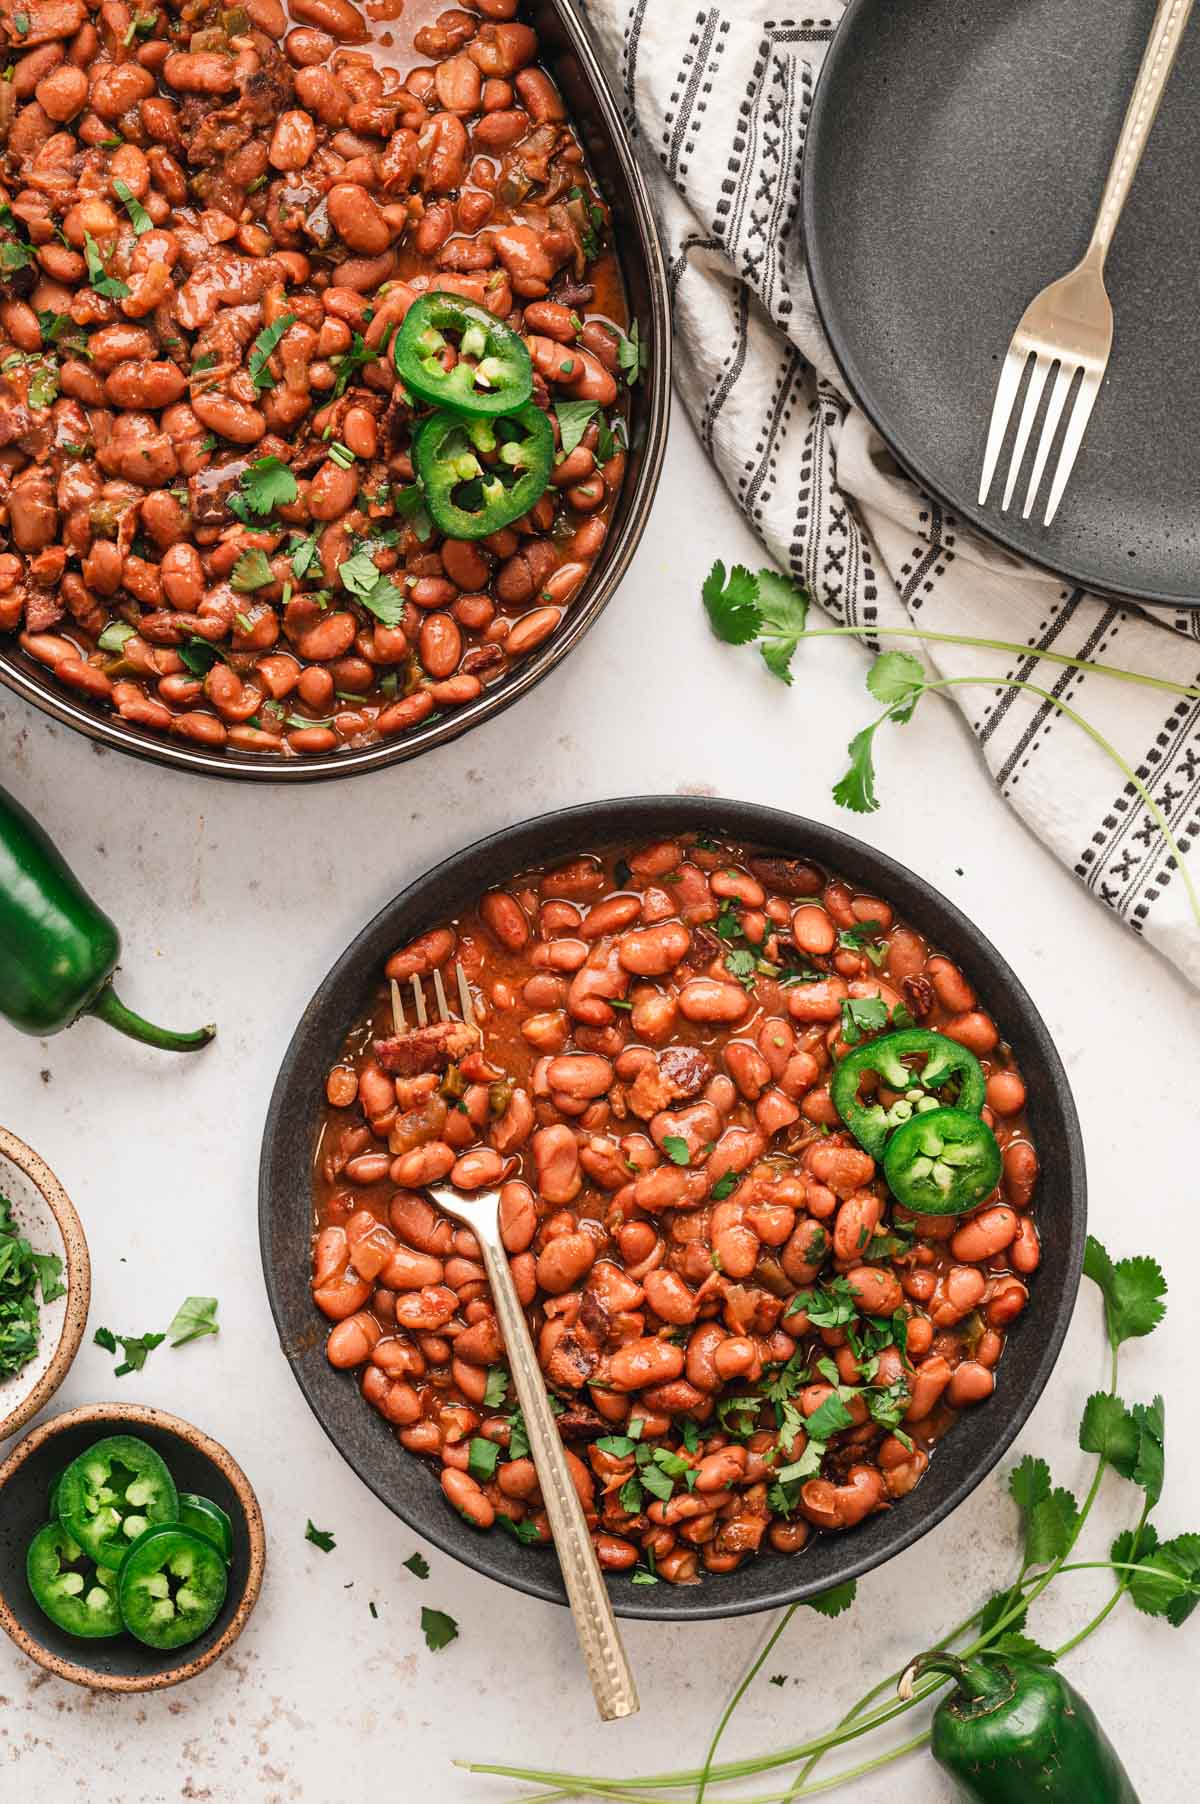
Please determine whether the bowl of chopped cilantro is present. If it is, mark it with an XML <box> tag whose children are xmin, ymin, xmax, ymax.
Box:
<box><xmin>0</xmin><ymin>1127</ymin><xmax>90</xmax><ymax>1445</ymax></box>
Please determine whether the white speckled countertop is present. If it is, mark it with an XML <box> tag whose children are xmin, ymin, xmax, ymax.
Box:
<box><xmin>0</xmin><ymin>397</ymin><xmax>1193</xmax><ymax>1803</ymax></box>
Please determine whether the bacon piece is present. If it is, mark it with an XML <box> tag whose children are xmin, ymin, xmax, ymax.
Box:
<box><xmin>374</xmin><ymin>1019</ymin><xmax>480</xmax><ymax>1076</ymax></box>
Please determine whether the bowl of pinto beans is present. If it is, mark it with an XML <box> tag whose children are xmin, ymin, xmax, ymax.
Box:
<box><xmin>0</xmin><ymin>0</ymin><xmax>669</xmax><ymax>779</ymax></box>
<box><xmin>260</xmin><ymin>797</ymin><xmax>1087</xmax><ymax>1619</ymax></box>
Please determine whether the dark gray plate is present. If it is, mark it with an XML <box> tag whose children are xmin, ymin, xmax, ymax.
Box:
<box><xmin>260</xmin><ymin>797</ymin><xmax>1087</xmax><ymax>1621</ymax></box>
<box><xmin>804</xmin><ymin>0</ymin><xmax>1200</xmax><ymax>605</ymax></box>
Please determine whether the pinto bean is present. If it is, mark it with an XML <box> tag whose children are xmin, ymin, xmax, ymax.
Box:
<box><xmin>950</xmin><ymin>1206</ymin><xmax>1018</xmax><ymax>1263</ymax></box>
<box><xmin>608</xmin><ymin>1337</ymin><xmax>685</xmax><ymax>1392</ymax></box>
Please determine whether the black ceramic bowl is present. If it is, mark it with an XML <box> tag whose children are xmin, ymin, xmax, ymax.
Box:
<box><xmin>0</xmin><ymin>1403</ymin><xmax>266</xmax><ymax>1690</ymax></box>
<box><xmin>0</xmin><ymin>0</ymin><xmax>671</xmax><ymax>783</ymax></box>
<box><xmin>259</xmin><ymin>797</ymin><xmax>1087</xmax><ymax>1620</ymax></box>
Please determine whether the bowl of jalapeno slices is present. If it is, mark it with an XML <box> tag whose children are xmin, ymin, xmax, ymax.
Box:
<box><xmin>0</xmin><ymin>1404</ymin><xmax>265</xmax><ymax>1691</ymax></box>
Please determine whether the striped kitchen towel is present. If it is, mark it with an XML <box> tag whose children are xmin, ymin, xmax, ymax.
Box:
<box><xmin>585</xmin><ymin>1</ymin><xmax>1200</xmax><ymax>987</ymax></box>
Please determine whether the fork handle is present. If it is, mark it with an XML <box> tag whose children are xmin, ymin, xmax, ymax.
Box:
<box><xmin>1089</xmin><ymin>0</ymin><xmax>1195</xmax><ymax>261</ymax></box>
<box><xmin>475</xmin><ymin>1229</ymin><xmax>640</xmax><ymax>1723</ymax></box>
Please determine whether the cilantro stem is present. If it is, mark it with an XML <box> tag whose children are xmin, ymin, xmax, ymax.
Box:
<box><xmin>696</xmin><ymin>1605</ymin><xmax>799</xmax><ymax>1804</ymax></box>
<box><xmin>917</xmin><ymin>677</ymin><xmax>1200</xmax><ymax>933</ymax></box>
<box><xmin>792</xmin><ymin>626</ymin><xmax>1200</xmax><ymax>701</ymax></box>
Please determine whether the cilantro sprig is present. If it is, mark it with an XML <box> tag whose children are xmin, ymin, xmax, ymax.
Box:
<box><xmin>699</xmin><ymin>557</ymin><xmax>1200</xmax><ymax>928</ymax></box>
<box><xmin>467</xmin><ymin>1237</ymin><xmax>1200</xmax><ymax>1801</ymax></box>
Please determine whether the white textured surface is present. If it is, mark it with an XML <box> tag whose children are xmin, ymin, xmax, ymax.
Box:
<box><xmin>0</xmin><ymin>398</ymin><xmax>1193</xmax><ymax>1802</ymax></box>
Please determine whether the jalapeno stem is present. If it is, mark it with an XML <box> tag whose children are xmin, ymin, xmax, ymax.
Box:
<box><xmin>86</xmin><ymin>983</ymin><xmax>216</xmax><ymax>1052</ymax></box>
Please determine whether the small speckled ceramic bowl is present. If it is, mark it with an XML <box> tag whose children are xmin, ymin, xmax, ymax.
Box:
<box><xmin>0</xmin><ymin>1403</ymin><xmax>266</xmax><ymax>1691</ymax></box>
<box><xmin>0</xmin><ymin>1128</ymin><xmax>90</xmax><ymax>1445</ymax></box>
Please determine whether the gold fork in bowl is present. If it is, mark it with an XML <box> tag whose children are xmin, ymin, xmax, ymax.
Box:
<box><xmin>389</xmin><ymin>964</ymin><xmax>639</xmax><ymax>1722</ymax></box>
<box><xmin>978</xmin><ymin>0</ymin><xmax>1195</xmax><ymax>525</ymax></box>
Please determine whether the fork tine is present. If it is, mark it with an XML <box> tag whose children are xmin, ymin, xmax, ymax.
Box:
<box><xmin>1022</xmin><ymin>361</ymin><xmax>1077</xmax><ymax>519</ymax></box>
<box><xmin>431</xmin><ymin>965</ymin><xmax>450</xmax><ymax>1023</ymax></box>
<box><xmin>978</xmin><ymin>348</ymin><xmax>1029</xmax><ymax>504</ymax></box>
<box><xmin>455</xmin><ymin>959</ymin><xmax>477</xmax><ymax>1029</ymax></box>
<box><xmin>390</xmin><ymin>978</ymin><xmax>405</xmax><ymax>1034</ymax></box>
<box><xmin>1001</xmin><ymin>353</ymin><xmax>1051</xmax><ymax>511</ymax></box>
<box><xmin>411</xmin><ymin>974</ymin><xmax>427</xmax><ymax>1027</ymax></box>
<box><xmin>1043</xmin><ymin>371</ymin><xmax>1103</xmax><ymax>526</ymax></box>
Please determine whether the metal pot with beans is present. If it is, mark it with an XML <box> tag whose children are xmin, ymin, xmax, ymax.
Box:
<box><xmin>0</xmin><ymin>0</ymin><xmax>668</xmax><ymax>776</ymax></box>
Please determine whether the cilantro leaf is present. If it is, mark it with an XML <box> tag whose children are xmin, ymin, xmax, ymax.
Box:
<box><xmin>803</xmin><ymin>1580</ymin><xmax>857</xmax><ymax>1619</ymax></box>
<box><xmin>755</xmin><ymin>568</ymin><xmax>809</xmax><ymax>684</ymax></box>
<box><xmin>93</xmin><ymin>1326</ymin><xmax>117</xmax><ymax>1354</ymax></box>
<box><xmin>832</xmin><ymin>722</ymin><xmax>882</xmax><ymax>814</ymax></box>
<box><xmin>306</xmin><ymin>1521</ymin><xmax>336</xmax><ymax>1553</ymax></box>
<box><xmin>0</xmin><ymin>238</ymin><xmax>34</xmax><ymax>272</ymax></box>
<box><xmin>403</xmin><ymin>1551</ymin><xmax>430</xmax><ymax>1579</ymax></box>
<box><xmin>421</xmin><ymin>1606</ymin><xmax>458</xmax><ymax>1651</ymax></box>
<box><xmin>483</xmin><ymin>1367</ymin><xmax>509</xmax><ymax>1408</ymax></box>
<box><xmin>554</xmin><ymin>399</ymin><xmax>599</xmax><ymax>459</ymax></box>
<box><xmin>702</xmin><ymin>560</ymin><xmax>761</xmax><ymax>645</ymax></box>
<box><xmin>660</xmin><ymin>1135</ymin><xmax>690</xmax><ymax>1167</ymax></box>
<box><xmin>1130</xmin><ymin>1396</ymin><xmax>1165</xmax><ymax>1506</ymax></box>
<box><xmin>710</xmin><ymin>1171</ymin><xmax>738</xmax><ymax>1201</ymax></box>
<box><xmin>802</xmin><ymin>1392</ymin><xmax>857</xmax><ymax>1442</ymax></box>
<box><xmin>1084</xmin><ymin>1238</ymin><xmax>1167</xmax><ymax>1350</ymax></box>
<box><xmin>840</xmin><ymin>994</ymin><xmax>889</xmax><ymax>1046</ymax></box>
<box><xmin>113</xmin><ymin>179</ymin><xmax>152</xmax><ymax>236</ymax></box>
<box><xmin>330</xmin><ymin>330</ymin><xmax>378</xmax><ymax>400</ymax></box>
<box><xmin>979</xmin><ymin>1585</ymin><xmax>1028</xmax><ymax>1639</ymax></box>
<box><xmin>97</xmin><ymin>620</ymin><xmax>135</xmax><ymax>653</ymax></box>
<box><xmin>339</xmin><ymin>548</ymin><xmax>404</xmax><ymax>626</ymax></box>
<box><xmin>83</xmin><ymin>233</ymin><xmax>130</xmax><ymax>300</ymax></box>
<box><xmin>987</xmin><ymin>1632</ymin><xmax>1057</xmax><ymax>1665</ymax></box>
<box><xmin>498</xmin><ymin>1514</ymin><xmax>541</xmax><ymax>1544</ymax></box>
<box><xmin>166</xmin><ymin>1295</ymin><xmax>219</xmax><ymax>1345</ymax></box>
<box><xmin>1125</xmin><ymin>1531</ymin><xmax>1200</xmax><ymax>1627</ymax></box>
<box><xmin>290</xmin><ymin>532</ymin><xmax>320</xmax><ymax>581</ymax></box>
<box><xmin>1025</xmin><ymin>1487</ymin><xmax>1080</xmax><ymax>1566</ymax></box>
<box><xmin>867</xmin><ymin>650</ymin><xmax>925</xmax><ymax>722</ymax></box>
<box><xmin>1079</xmin><ymin>1391</ymin><xmax>1140</xmax><ymax>1474</ymax></box>
<box><xmin>240</xmin><ymin>455</ymin><xmax>298</xmax><ymax>517</ymax></box>
<box><xmin>248</xmin><ymin>313</ymin><xmax>295</xmax><ymax>391</ymax></box>
<box><xmin>230</xmin><ymin>548</ymin><xmax>274</xmax><ymax>593</ymax></box>
<box><xmin>1008</xmin><ymin>1456</ymin><xmax>1051</xmax><ymax>1514</ymax></box>
<box><xmin>467</xmin><ymin>1437</ymin><xmax>500</xmax><ymax>1483</ymax></box>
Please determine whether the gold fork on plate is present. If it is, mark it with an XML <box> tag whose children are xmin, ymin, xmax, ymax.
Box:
<box><xmin>978</xmin><ymin>0</ymin><xmax>1194</xmax><ymax>525</ymax></box>
<box><xmin>390</xmin><ymin>962</ymin><xmax>639</xmax><ymax>1723</ymax></box>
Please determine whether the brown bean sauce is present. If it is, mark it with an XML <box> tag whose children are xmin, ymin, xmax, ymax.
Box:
<box><xmin>311</xmin><ymin>835</ymin><xmax>1040</xmax><ymax>1584</ymax></box>
<box><xmin>0</xmin><ymin>0</ymin><xmax>631</xmax><ymax>756</ymax></box>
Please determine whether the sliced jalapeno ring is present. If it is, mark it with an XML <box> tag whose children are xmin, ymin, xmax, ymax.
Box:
<box><xmin>118</xmin><ymin>1524</ymin><xmax>229</xmax><ymax>1651</ymax></box>
<box><xmin>393</xmin><ymin>294</ymin><xmax>533</xmax><ymax>417</ymax></box>
<box><xmin>56</xmin><ymin>1434</ymin><xmax>179</xmax><ymax>1571</ymax></box>
<box><xmin>414</xmin><ymin>404</ymin><xmax>555</xmax><ymax>541</ymax></box>
<box><xmin>26</xmin><ymin>1521</ymin><xmax>123</xmax><ymax>1639</ymax></box>
<box><xmin>832</xmin><ymin>1028</ymin><xmax>988</xmax><ymax>1158</ymax></box>
<box><xmin>883</xmin><ymin>1105</ymin><xmax>1003</xmax><ymax>1216</ymax></box>
<box><xmin>178</xmin><ymin>1493</ymin><xmax>234</xmax><ymax>1564</ymax></box>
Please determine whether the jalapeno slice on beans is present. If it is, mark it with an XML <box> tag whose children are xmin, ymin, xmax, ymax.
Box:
<box><xmin>393</xmin><ymin>295</ymin><xmax>534</xmax><ymax>418</ymax></box>
<box><xmin>117</xmin><ymin>1525</ymin><xmax>228</xmax><ymax>1651</ymax></box>
<box><xmin>178</xmin><ymin>1493</ymin><xmax>234</xmax><ymax>1565</ymax></box>
<box><xmin>415</xmin><ymin>405</ymin><xmax>555</xmax><ymax>540</ymax></box>
<box><xmin>56</xmin><ymin>1435</ymin><xmax>179</xmax><ymax>1571</ymax></box>
<box><xmin>883</xmin><ymin>1106</ymin><xmax>1003</xmax><ymax>1215</ymax></box>
<box><xmin>832</xmin><ymin>1028</ymin><xmax>988</xmax><ymax>1157</ymax></box>
<box><xmin>26</xmin><ymin>1521</ymin><xmax>122</xmax><ymax>1640</ymax></box>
